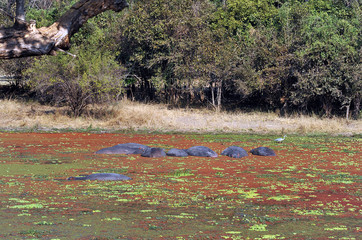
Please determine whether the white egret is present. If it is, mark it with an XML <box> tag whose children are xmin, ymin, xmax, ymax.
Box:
<box><xmin>274</xmin><ymin>135</ymin><xmax>287</xmax><ymax>143</ymax></box>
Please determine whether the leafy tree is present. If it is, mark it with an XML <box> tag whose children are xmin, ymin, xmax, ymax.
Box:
<box><xmin>212</xmin><ymin>0</ymin><xmax>278</xmax><ymax>35</ymax></box>
<box><xmin>119</xmin><ymin>0</ymin><xmax>220</xmax><ymax>106</ymax></box>
<box><xmin>2</xmin><ymin>0</ymin><xmax>360</xmax><ymax>118</ymax></box>
<box><xmin>118</xmin><ymin>0</ymin><xmax>174</xmax><ymax>101</ymax></box>
<box><xmin>25</xmin><ymin>0</ymin><xmax>78</xmax><ymax>28</ymax></box>
<box><xmin>292</xmin><ymin>11</ymin><xmax>360</xmax><ymax>117</ymax></box>
<box><xmin>26</xmin><ymin>14</ymin><xmax>126</xmax><ymax>116</ymax></box>
<box><xmin>120</xmin><ymin>0</ymin><xmax>244</xmax><ymax>110</ymax></box>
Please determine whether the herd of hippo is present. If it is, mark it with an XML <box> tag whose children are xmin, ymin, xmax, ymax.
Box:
<box><xmin>67</xmin><ymin>143</ymin><xmax>276</xmax><ymax>181</ymax></box>
<box><xmin>94</xmin><ymin>143</ymin><xmax>276</xmax><ymax>158</ymax></box>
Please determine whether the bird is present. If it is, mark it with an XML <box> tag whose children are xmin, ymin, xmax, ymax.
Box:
<box><xmin>274</xmin><ymin>135</ymin><xmax>287</xmax><ymax>143</ymax></box>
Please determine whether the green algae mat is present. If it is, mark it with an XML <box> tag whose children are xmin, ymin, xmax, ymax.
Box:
<box><xmin>0</xmin><ymin>132</ymin><xmax>360</xmax><ymax>239</ymax></box>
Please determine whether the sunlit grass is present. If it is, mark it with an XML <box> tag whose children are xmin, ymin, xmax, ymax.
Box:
<box><xmin>0</xmin><ymin>99</ymin><xmax>360</xmax><ymax>135</ymax></box>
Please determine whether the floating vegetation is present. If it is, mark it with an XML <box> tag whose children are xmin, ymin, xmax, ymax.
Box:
<box><xmin>167</xmin><ymin>168</ymin><xmax>193</xmax><ymax>177</ymax></box>
<box><xmin>34</xmin><ymin>221</ymin><xmax>54</xmax><ymax>225</ymax></box>
<box><xmin>0</xmin><ymin>132</ymin><xmax>360</xmax><ymax>239</ymax></box>
<box><xmin>267</xmin><ymin>195</ymin><xmax>300</xmax><ymax>201</ymax></box>
<box><xmin>249</xmin><ymin>224</ymin><xmax>268</xmax><ymax>231</ymax></box>
<box><xmin>9</xmin><ymin>203</ymin><xmax>44</xmax><ymax>209</ymax></box>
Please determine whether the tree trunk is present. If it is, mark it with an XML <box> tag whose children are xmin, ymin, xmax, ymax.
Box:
<box><xmin>210</xmin><ymin>81</ymin><xmax>222</xmax><ymax>111</ymax></box>
<box><xmin>216</xmin><ymin>81</ymin><xmax>222</xmax><ymax>112</ymax></box>
<box><xmin>346</xmin><ymin>103</ymin><xmax>350</xmax><ymax>121</ymax></box>
<box><xmin>0</xmin><ymin>0</ymin><xmax>129</xmax><ymax>59</ymax></box>
<box><xmin>322</xmin><ymin>96</ymin><xmax>333</xmax><ymax>118</ymax></box>
<box><xmin>211</xmin><ymin>82</ymin><xmax>215</xmax><ymax>108</ymax></box>
<box><xmin>352</xmin><ymin>94</ymin><xmax>361</xmax><ymax>119</ymax></box>
<box><xmin>15</xmin><ymin>0</ymin><xmax>26</xmax><ymax>27</ymax></box>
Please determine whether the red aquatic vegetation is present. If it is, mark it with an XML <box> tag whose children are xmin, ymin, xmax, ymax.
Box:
<box><xmin>0</xmin><ymin>132</ymin><xmax>360</xmax><ymax>239</ymax></box>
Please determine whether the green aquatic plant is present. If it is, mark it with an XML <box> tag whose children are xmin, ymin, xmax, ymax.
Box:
<box><xmin>167</xmin><ymin>169</ymin><xmax>193</xmax><ymax>177</ymax></box>
<box><xmin>324</xmin><ymin>225</ymin><xmax>348</xmax><ymax>231</ymax></box>
<box><xmin>249</xmin><ymin>224</ymin><xmax>268</xmax><ymax>231</ymax></box>
<box><xmin>19</xmin><ymin>229</ymin><xmax>46</xmax><ymax>237</ymax></box>
<box><xmin>237</xmin><ymin>189</ymin><xmax>262</xmax><ymax>199</ymax></box>
<box><xmin>9</xmin><ymin>203</ymin><xmax>44</xmax><ymax>209</ymax></box>
<box><xmin>34</xmin><ymin>221</ymin><xmax>54</xmax><ymax>225</ymax></box>
<box><xmin>103</xmin><ymin>217</ymin><xmax>123</xmax><ymax>221</ymax></box>
<box><xmin>267</xmin><ymin>195</ymin><xmax>300</xmax><ymax>201</ymax></box>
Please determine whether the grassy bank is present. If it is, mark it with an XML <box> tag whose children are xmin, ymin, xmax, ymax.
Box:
<box><xmin>0</xmin><ymin>99</ymin><xmax>360</xmax><ymax>135</ymax></box>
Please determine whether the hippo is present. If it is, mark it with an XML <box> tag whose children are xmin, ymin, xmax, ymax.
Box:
<box><xmin>141</xmin><ymin>148</ymin><xmax>167</xmax><ymax>158</ymax></box>
<box><xmin>249</xmin><ymin>147</ymin><xmax>276</xmax><ymax>156</ymax></box>
<box><xmin>221</xmin><ymin>146</ymin><xmax>248</xmax><ymax>158</ymax></box>
<box><xmin>67</xmin><ymin>173</ymin><xmax>132</xmax><ymax>181</ymax></box>
<box><xmin>186</xmin><ymin>146</ymin><xmax>218</xmax><ymax>157</ymax></box>
<box><xmin>95</xmin><ymin>143</ymin><xmax>150</xmax><ymax>154</ymax></box>
<box><xmin>166</xmin><ymin>148</ymin><xmax>189</xmax><ymax>157</ymax></box>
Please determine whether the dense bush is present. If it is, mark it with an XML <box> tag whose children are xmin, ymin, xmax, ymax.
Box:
<box><xmin>25</xmin><ymin>11</ymin><xmax>127</xmax><ymax>117</ymax></box>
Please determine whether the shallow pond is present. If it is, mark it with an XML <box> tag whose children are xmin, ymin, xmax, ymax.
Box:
<box><xmin>0</xmin><ymin>132</ymin><xmax>360</xmax><ymax>239</ymax></box>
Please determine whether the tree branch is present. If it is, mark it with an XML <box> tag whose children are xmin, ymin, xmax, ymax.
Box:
<box><xmin>0</xmin><ymin>0</ymin><xmax>129</xmax><ymax>59</ymax></box>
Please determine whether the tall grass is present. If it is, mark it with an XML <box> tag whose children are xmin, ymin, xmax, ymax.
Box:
<box><xmin>0</xmin><ymin>99</ymin><xmax>360</xmax><ymax>135</ymax></box>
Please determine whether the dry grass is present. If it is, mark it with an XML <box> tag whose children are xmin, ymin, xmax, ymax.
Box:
<box><xmin>0</xmin><ymin>99</ymin><xmax>360</xmax><ymax>135</ymax></box>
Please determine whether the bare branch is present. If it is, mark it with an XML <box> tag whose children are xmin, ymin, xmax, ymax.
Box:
<box><xmin>53</xmin><ymin>47</ymin><xmax>77</xmax><ymax>58</ymax></box>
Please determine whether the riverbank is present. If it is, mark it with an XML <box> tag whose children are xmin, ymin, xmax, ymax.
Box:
<box><xmin>0</xmin><ymin>99</ymin><xmax>360</xmax><ymax>136</ymax></box>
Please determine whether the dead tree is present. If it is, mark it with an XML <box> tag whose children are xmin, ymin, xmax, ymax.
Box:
<box><xmin>0</xmin><ymin>0</ymin><xmax>129</xmax><ymax>59</ymax></box>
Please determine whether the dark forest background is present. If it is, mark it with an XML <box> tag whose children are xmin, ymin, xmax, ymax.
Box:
<box><xmin>0</xmin><ymin>0</ymin><xmax>361</xmax><ymax>118</ymax></box>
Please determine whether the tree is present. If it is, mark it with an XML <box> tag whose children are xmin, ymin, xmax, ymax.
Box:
<box><xmin>119</xmin><ymin>0</ymin><xmax>219</xmax><ymax>105</ymax></box>
<box><xmin>118</xmin><ymin>0</ymin><xmax>176</xmax><ymax>102</ymax></box>
<box><xmin>292</xmin><ymin>11</ymin><xmax>360</xmax><ymax>117</ymax></box>
<box><xmin>212</xmin><ymin>0</ymin><xmax>277</xmax><ymax>36</ymax></box>
<box><xmin>0</xmin><ymin>0</ymin><xmax>129</xmax><ymax>59</ymax></box>
<box><xmin>25</xmin><ymin>13</ymin><xmax>127</xmax><ymax>117</ymax></box>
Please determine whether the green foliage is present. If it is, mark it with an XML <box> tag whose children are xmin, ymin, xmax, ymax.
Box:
<box><xmin>25</xmin><ymin>0</ymin><xmax>78</xmax><ymax>27</ymax></box>
<box><xmin>292</xmin><ymin>9</ymin><xmax>360</xmax><ymax>117</ymax></box>
<box><xmin>119</xmin><ymin>0</ymin><xmax>220</xmax><ymax>104</ymax></box>
<box><xmin>11</xmin><ymin>0</ymin><xmax>361</xmax><ymax>118</ymax></box>
<box><xmin>212</xmin><ymin>0</ymin><xmax>278</xmax><ymax>35</ymax></box>
<box><xmin>26</xmin><ymin>14</ymin><xmax>126</xmax><ymax>116</ymax></box>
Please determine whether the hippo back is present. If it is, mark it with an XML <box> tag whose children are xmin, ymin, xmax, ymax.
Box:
<box><xmin>141</xmin><ymin>148</ymin><xmax>166</xmax><ymax>158</ymax></box>
<box><xmin>186</xmin><ymin>146</ymin><xmax>218</xmax><ymax>157</ymax></box>
<box><xmin>221</xmin><ymin>146</ymin><xmax>248</xmax><ymax>158</ymax></box>
<box><xmin>95</xmin><ymin>143</ymin><xmax>150</xmax><ymax>154</ymax></box>
<box><xmin>167</xmin><ymin>148</ymin><xmax>189</xmax><ymax>157</ymax></box>
<box><xmin>250</xmin><ymin>147</ymin><xmax>276</xmax><ymax>156</ymax></box>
